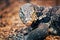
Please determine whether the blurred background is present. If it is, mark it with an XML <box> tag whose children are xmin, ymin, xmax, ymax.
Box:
<box><xmin>0</xmin><ymin>0</ymin><xmax>60</xmax><ymax>40</ymax></box>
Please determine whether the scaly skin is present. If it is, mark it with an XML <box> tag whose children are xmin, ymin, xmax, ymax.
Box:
<box><xmin>7</xmin><ymin>3</ymin><xmax>60</xmax><ymax>40</ymax></box>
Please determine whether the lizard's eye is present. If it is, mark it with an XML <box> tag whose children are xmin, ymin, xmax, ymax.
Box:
<box><xmin>36</xmin><ymin>12</ymin><xmax>43</xmax><ymax>17</ymax></box>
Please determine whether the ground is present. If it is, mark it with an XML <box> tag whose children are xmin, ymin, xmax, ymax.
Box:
<box><xmin>0</xmin><ymin>0</ymin><xmax>60</xmax><ymax>40</ymax></box>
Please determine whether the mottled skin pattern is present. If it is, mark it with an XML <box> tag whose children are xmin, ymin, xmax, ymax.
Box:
<box><xmin>7</xmin><ymin>3</ymin><xmax>60</xmax><ymax>40</ymax></box>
